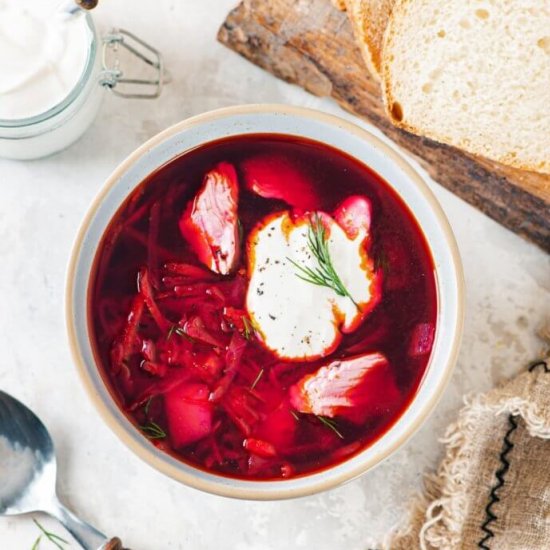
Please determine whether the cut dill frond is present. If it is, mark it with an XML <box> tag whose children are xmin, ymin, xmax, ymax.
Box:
<box><xmin>316</xmin><ymin>415</ymin><xmax>344</xmax><ymax>439</ymax></box>
<box><xmin>32</xmin><ymin>519</ymin><xmax>68</xmax><ymax>550</ymax></box>
<box><xmin>250</xmin><ymin>368</ymin><xmax>264</xmax><ymax>390</ymax></box>
<box><xmin>140</xmin><ymin>421</ymin><xmax>167</xmax><ymax>440</ymax></box>
<box><xmin>288</xmin><ymin>214</ymin><xmax>359</xmax><ymax>309</ymax></box>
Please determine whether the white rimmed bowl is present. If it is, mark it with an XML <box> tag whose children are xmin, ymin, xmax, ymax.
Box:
<box><xmin>66</xmin><ymin>104</ymin><xmax>464</xmax><ymax>500</ymax></box>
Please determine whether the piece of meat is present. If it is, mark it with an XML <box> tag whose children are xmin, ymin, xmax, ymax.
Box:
<box><xmin>179</xmin><ymin>162</ymin><xmax>240</xmax><ymax>275</ymax></box>
<box><xmin>241</xmin><ymin>153</ymin><xmax>320</xmax><ymax>210</ymax></box>
<box><xmin>290</xmin><ymin>352</ymin><xmax>400</xmax><ymax>423</ymax></box>
<box><xmin>333</xmin><ymin>195</ymin><xmax>372</xmax><ymax>240</ymax></box>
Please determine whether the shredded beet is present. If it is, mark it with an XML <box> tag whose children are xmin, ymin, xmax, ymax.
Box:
<box><xmin>147</xmin><ymin>201</ymin><xmax>161</xmax><ymax>288</ymax></box>
<box><xmin>138</xmin><ymin>268</ymin><xmax>170</xmax><ymax>332</ymax></box>
<box><xmin>243</xmin><ymin>438</ymin><xmax>277</xmax><ymax>458</ymax></box>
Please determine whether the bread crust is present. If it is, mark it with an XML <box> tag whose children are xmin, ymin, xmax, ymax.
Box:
<box><xmin>344</xmin><ymin>0</ymin><xmax>395</xmax><ymax>80</ymax></box>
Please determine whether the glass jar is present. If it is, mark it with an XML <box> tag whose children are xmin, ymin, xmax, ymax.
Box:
<box><xmin>0</xmin><ymin>14</ymin><xmax>163</xmax><ymax>160</ymax></box>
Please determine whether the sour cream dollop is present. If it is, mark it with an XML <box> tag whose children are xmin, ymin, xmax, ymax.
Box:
<box><xmin>246</xmin><ymin>210</ymin><xmax>379</xmax><ymax>362</ymax></box>
<box><xmin>0</xmin><ymin>0</ymin><xmax>92</xmax><ymax>120</ymax></box>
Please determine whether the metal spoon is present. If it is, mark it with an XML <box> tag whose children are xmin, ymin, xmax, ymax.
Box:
<box><xmin>0</xmin><ymin>391</ymin><xmax>125</xmax><ymax>550</ymax></box>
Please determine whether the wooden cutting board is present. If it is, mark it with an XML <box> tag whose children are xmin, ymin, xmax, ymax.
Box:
<box><xmin>217</xmin><ymin>0</ymin><xmax>550</xmax><ymax>252</ymax></box>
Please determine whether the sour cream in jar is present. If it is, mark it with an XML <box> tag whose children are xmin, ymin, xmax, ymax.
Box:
<box><xmin>0</xmin><ymin>1</ymin><xmax>163</xmax><ymax>160</ymax></box>
<box><xmin>0</xmin><ymin>0</ymin><xmax>91</xmax><ymax>120</ymax></box>
<box><xmin>0</xmin><ymin>0</ymin><xmax>102</xmax><ymax>160</ymax></box>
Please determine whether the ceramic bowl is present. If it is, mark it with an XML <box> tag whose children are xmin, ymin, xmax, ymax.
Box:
<box><xmin>66</xmin><ymin>104</ymin><xmax>464</xmax><ymax>499</ymax></box>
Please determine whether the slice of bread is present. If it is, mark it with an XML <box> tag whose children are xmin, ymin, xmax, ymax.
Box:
<box><xmin>345</xmin><ymin>0</ymin><xmax>395</xmax><ymax>79</ymax></box>
<box><xmin>382</xmin><ymin>0</ymin><xmax>550</xmax><ymax>174</ymax></box>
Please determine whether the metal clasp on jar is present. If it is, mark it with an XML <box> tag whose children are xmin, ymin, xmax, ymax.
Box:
<box><xmin>100</xmin><ymin>29</ymin><xmax>165</xmax><ymax>99</ymax></box>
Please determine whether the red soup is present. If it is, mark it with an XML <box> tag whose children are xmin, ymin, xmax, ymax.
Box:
<box><xmin>90</xmin><ymin>135</ymin><xmax>437</xmax><ymax>480</ymax></box>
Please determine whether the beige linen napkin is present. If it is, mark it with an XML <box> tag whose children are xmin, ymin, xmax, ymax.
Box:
<box><xmin>385</xmin><ymin>350</ymin><xmax>550</xmax><ymax>550</ymax></box>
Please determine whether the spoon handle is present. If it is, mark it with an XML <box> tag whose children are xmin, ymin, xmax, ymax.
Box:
<box><xmin>49</xmin><ymin>498</ymin><xmax>109</xmax><ymax>550</ymax></box>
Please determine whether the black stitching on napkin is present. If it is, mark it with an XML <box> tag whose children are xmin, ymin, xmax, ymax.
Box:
<box><xmin>478</xmin><ymin>414</ymin><xmax>518</xmax><ymax>549</ymax></box>
<box><xmin>478</xmin><ymin>360</ymin><xmax>548</xmax><ymax>548</ymax></box>
<box><xmin>528</xmin><ymin>359</ymin><xmax>549</xmax><ymax>373</ymax></box>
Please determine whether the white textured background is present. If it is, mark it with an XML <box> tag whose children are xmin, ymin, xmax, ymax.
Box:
<box><xmin>1</xmin><ymin>1</ymin><xmax>549</xmax><ymax>548</ymax></box>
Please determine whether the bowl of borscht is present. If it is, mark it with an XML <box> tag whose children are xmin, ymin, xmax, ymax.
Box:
<box><xmin>66</xmin><ymin>105</ymin><xmax>464</xmax><ymax>499</ymax></box>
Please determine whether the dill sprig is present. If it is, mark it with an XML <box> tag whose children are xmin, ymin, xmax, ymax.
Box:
<box><xmin>241</xmin><ymin>316</ymin><xmax>257</xmax><ymax>341</ymax></box>
<box><xmin>32</xmin><ymin>519</ymin><xmax>68</xmax><ymax>550</ymax></box>
<box><xmin>166</xmin><ymin>324</ymin><xmax>177</xmax><ymax>340</ymax></box>
<box><xmin>288</xmin><ymin>214</ymin><xmax>359</xmax><ymax>309</ymax></box>
<box><xmin>175</xmin><ymin>327</ymin><xmax>196</xmax><ymax>342</ymax></box>
<box><xmin>143</xmin><ymin>396</ymin><xmax>154</xmax><ymax>416</ymax></box>
<box><xmin>250</xmin><ymin>368</ymin><xmax>264</xmax><ymax>390</ymax></box>
<box><xmin>291</xmin><ymin>409</ymin><xmax>344</xmax><ymax>438</ymax></box>
<box><xmin>290</xmin><ymin>409</ymin><xmax>300</xmax><ymax>421</ymax></box>
<box><xmin>140</xmin><ymin>421</ymin><xmax>167</xmax><ymax>440</ymax></box>
<box><xmin>167</xmin><ymin>324</ymin><xmax>196</xmax><ymax>343</ymax></box>
<box><xmin>316</xmin><ymin>415</ymin><xmax>344</xmax><ymax>439</ymax></box>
